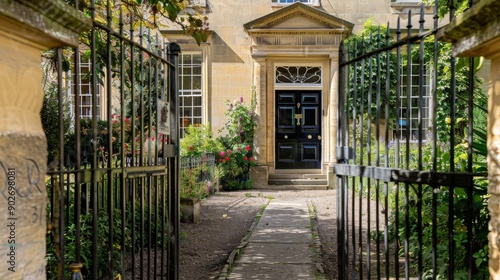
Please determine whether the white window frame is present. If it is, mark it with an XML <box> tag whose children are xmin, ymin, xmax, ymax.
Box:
<box><xmin>69</xmin><ymin>58</ymin><xmax>102</xmax><ymax>121</ymax></box>
<box><xmin>179</xmin><ymin>52</ymin><xmax>203</xmax><ymax>138</ymax></box>
<box><xmin>271</xmin><ymin>0</ymin><xmax>320</xmax><ymax>7</ymax></box>
<box><xmin>395</xmin><ymin>62</ymin><xmax>432</xmax><ymax>142</ymax></box>
<box><xmin>274</xmin><ymin>64</ymin><xmax>323</xmax><ymax>88</ymax></box>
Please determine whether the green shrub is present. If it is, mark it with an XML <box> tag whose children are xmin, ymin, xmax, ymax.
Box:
<box><xmin>216</xmin><ymin>88</ymin><xmax>258</xmax><ymax>191</ymax></box>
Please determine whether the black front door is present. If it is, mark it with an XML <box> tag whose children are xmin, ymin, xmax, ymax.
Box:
<box><xmin>275</xmin><ymin>90</ymin><xmax>322</xmax><ymax>169</ymax></box>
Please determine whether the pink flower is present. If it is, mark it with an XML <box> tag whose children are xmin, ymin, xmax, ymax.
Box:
<box><xmin>218</xmin><ymin>158</ymin><xmax>223</xmax><ymax>163</ymax></box>
<box><xmin>112</xmin><ymin>137</ymin><xmax>116</xmax><ymax>142</ymax></box>
<box><xmin>227</xmin><ymin>149</ymin><xmax>232</xmax><ymax>154</ymax></box>
<box><xmin>225</xmin><ymin>157</ymin><xmax>230</xmax><ymax>162</ymax></box>
<box><xmin>189</xmin><ymin>146</ymin><xmax>194</xmax><ymax>151</ymax></box>
<box><xmin>151</xmin><ymin>137</ymin><xmax>156</xmax><ymax>141</ymax></box>
<box><xmin>111</xmin><ymin>113</ymin><xmax>116</xmax><ymax>119</ymax></box>
<box><xmin>237</xmin><ymin>147</ymin><xmax>242</xmax><ymax>152</ymax></box>
<box><xmin>240</xmin><ymin>97</ymin><xmax>243</xmax><ymax>102</ymax></box>
<box><xmin>250</xmin><ymin>157</ymin><xmax>255</xmax><ymax>162</ymax></box>
<box><xmin>124</xmin><ymin>117</ymin><xmax>130</xmax><ymax>123</ymax></box>
<box><xmin>203</xmin><ymin>156</ymin><xmax>207</xmax><ymax>162</ymax></box>
<box><xmin>243</xmin><ymin>156</ymin><xmax>248</xmax><ymax>161</ymax></box>
<box><xmin>245</xmin><ymin>145</ymin><xmax>251</xmax><ymax>151</ymax></box>
<box><xmin>135</xmin><ymin>137</ymin><xmax>140</xmax><ymax>142</ymax></box>
<box><xmin>219</xmin><ymin>151</ymin><xmax>225</xmax><ymax>157</ymax></box>
<box><xmin>124</xmin><ymin>143</ymin><xmax>128</xmax><ymax>148</ymax></box>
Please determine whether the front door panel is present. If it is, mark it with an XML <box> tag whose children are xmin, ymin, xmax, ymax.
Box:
<box><xmin>276</xmin><ymin>90</ymin><xmax>321</xmax><ymax>169</ymax></box>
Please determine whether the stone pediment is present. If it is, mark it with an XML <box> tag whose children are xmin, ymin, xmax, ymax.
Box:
<box><xmin>244</xmin><ymin>2</ymin><xmax>353</xmax><ymax>35</ymax></box>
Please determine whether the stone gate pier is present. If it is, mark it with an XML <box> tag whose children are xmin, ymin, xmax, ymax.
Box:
<box><xmin>0</xmin><ymin>1</ymin><xmax>89</xmax><ymax>279</ymax></box>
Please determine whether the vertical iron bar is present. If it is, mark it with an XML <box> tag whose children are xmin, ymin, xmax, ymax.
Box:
<box><xmin>73</xmin><ymin>0</ymin><xmax>82</xmax><ymax>268</ymax></box>
<box><xmin>129</xmin><ymin>13</ymin><xmax>137</xmax><ymax>280</ymax></box>
<box><xmin>119</xmin><ymin>7</ymin><xmax>127</xmax><ymax>279</ymax></box>
<box><xmin>375</xmin><ymin>27</ymin><xmax>382</xmax><ymax>279</ymax></box>
<box><xmin>449</xmin><ymin>2</ymin><xmax>457</xmax><ymax>278</ymax></box>
<box><xmin>367</xmin><ymin>33</ymin><xmax>373</xmax><ymax>279</ymax></box>
<box><xmin>106</xmin><ymin>1</ymin><xmax>114</xmax><ymax>277</ymax></box>
<box><xmin>337</xmin><ymin>41</ymin><xmax>345</xmax><ymax>280</ymax></box>
<box><xmin>384</xmin><ymin>23</ymin><xmax>391</xmax><ymax>279</ymax></box>
<box><xmin>404</xmin><ymin>12</ymin><xmax>412</xmax><ymax>279</ymax></box>
<box><xmin>417</xmin><ymin>6</ymin><xmax>425</xmax><ymax>278</ymax></box>
<box><xmin>89</xmin><ymin>1</ymin><xmax>98</xmax><ymax>278</ymax></box>
<box><xmin>351</xmin><ymin>41</ymin><xmax>358</xmax><ymax>280</ymax></box>
<box><xmin>56</xmin><ymin>47</ymin><xmax>66</xmax><ymax>280</ymax></box>
<box><xmin>359</xmin><ymin>36</ymin><xmax>366</xmax><ymax>279</ymax></box>
<box><xmin>394</xmin><ymin>18</ymin><xmax>402</xmax><ymax>280</ymax></box>
<box><xmin>147</xmin><ymin>28</ymin><xmax>153</xmax><ymax>278</ymax></box>
<box><xmin>140</xmin><ymin>23</ymin><xmax>145</xmax><ymax>167</ymax></box>
<box><xmin>466</xmin><ymin>4</ymin><xmax>475</xmax><ymax>279</ymax></box>
<box><xmin>168</xmin><ymin>42</ymin><xmax>181</xmax><ymax>280</ymax></box>
<box><xmin>432</xmin><ymin>1</ymin><xmax>439</xmax><ymax>279</ymax></box>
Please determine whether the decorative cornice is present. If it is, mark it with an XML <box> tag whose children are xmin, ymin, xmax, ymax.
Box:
<box><xmin>0</xmin><ymin>0</ymin><xmax>91</xmax><ymax>48</ymax></box>
<box><xmin>243</xmin><ymin>2</ymin><xmax>353</xmax><ymax>34</ymax></box>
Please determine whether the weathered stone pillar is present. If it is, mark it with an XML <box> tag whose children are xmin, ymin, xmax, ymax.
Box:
<box><xmin>251</xmin><ymin>55</ymin><xmax>269</xmax><ymax>187</ymax></box>
<box><xmin>439</xmin><ymin>0</ymin><xmax>500</xmax><ymax>278</ymax></box>
<box><xmin>0</xmin><ymin>1</ymin><xmax>89</xmax><ymax>279</ymax></box>
<box><xmin>328</xmin><ymin>53</ymin><xmax>339</xmax><ymax>188</ymax></box>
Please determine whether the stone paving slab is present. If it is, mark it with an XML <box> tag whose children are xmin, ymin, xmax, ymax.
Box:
<box><xmin>227</xmin><ymin>263</ymin><xmax>324</xmax><ymax>280</ymax></box>
<box><xmin>249</xmin><ymin>227</ymin><xmax>311</xmax><ymax>243</ymax></box>
<box><xmin>224</xmin><ymin>200</ymin><xmax>327</xmax><ymax>279</ymax></box>
<box><xmin>257</xmin><ymin>216</ymin><xmax>311</xmax><ymax>228</ymax></box>
<box><xmin>237</xmin><ymin>240</ymin><xmax>312</xmax><ymax>264</ymax></box>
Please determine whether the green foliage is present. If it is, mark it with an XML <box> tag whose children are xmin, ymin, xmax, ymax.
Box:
<box><xmin>344</xmin><ymin>19</ymin><xmax>398</xmax><ymax>122</ymax></box>
<box><xmin>216</xmin><ymin>88</ymin><xmax>258</xmax><ymax>191</ymax></box>
<box><xmin>180</xmin><ymin>162</ymin><xmax>213</xmax><ymax>199</ymax></box>
<box><xmin>424</xmin><ymin>0</ymin><xmax>470</xmax><ymax>19</ymax></box>
<box><xmin>46</xmin><ymin>192</ymin><xmax>166</xmax><ymax>279</ymax></box>
<box><xmin>180</xmin><ymin>124</ymin><xmax>221</xmax><ymax>157</ymax></box>
<box><xmin>350</xmin><ymin>10</ymin><xmax>489</xmax><ymax>277</ymax></box>
<box><xmin>41</xmin><ymin>79</ymin><xmax>71</xmax><ymax>166</ymax></box>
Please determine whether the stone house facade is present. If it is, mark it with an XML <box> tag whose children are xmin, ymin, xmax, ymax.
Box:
<box><xmin>162</xmin><ymin>0</ymin><xmax>435</xmax><ymax>187</ymax></box>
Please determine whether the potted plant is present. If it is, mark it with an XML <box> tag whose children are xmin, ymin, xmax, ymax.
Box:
<box><xmin>180</xmin><ymin>163</ymin><xmax>212</xmax><ymax>223</ymax></box>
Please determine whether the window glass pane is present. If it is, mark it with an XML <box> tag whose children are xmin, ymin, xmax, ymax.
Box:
<box><xmin>182</xmin><ymin>76</ymin><xmax>191</xmax><ymax>90</ymax></box>
<box><xmin>193</xmin><ymin>96</ymin><xmax>202</xmax><ymax>106</ymax></box>
<box><xmin>192</xmin><ymin>76</ymin><xmax>201</xmax><ymax>89</ymax></box>
<box><xmin>193</xmin><ymin>66</ymin><xmax>202</xmax><ymax>75</ymax></box>
<box><xmin>276</xmin><ymin>66</ymin><xmax>321</xmax><ymax>84</ymax></box>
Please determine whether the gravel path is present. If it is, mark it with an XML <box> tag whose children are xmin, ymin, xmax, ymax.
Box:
<box><xmin>179</xmin><ymin>189</ymin><xmax>338</xmax><ymax>280</ymax></box>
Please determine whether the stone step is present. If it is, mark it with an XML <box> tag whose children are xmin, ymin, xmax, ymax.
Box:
<box><xmin>268</xmin><ymin>174</ymin><xmax>327</xmax><ymax>180</ymax></box>
<box><xmin>252</xmin><ymin>184</ymin><xmax>328</xmax><ymax>190</ymax></box>
<box><xmin>268</xmin><ymin>178</ymin><xmax>328</xmax><ymax>185</ymax></box>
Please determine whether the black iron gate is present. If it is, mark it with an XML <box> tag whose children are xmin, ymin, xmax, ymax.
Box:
<box><xmin>44</xmin><ymin>1</ymin><xmax>180</xmax><ymax>279</ymax></box>
<box><xmin>336</xmin><ymin>1</ymin><xmax>489</xmax><ymax>279</ymax></box>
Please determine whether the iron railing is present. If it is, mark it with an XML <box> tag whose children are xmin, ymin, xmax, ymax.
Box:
<box><xmin>180</xmin><ymin>153</ymin><xmax>217</xmax><ymax>195</ymax></box>
<box><xmin>44</xmin><ymin>1</ymin><xmax>181</xmax><ymax>279</ymax></box>
<box><xmin>336</xmin><ymin>1</ymin><xmax>488</xmax><ymax>279</ymax></box>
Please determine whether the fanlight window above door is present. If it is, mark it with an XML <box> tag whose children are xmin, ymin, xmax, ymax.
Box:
<box><xmin>275</xmin><ymin>66</ymin><xmax>322</xmax><ymax>84</ymax></box>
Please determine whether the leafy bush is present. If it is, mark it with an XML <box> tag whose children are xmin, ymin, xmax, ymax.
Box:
<box><xmin>216</xmin><ymin>89</ymin><xmax>258</xmax><ymax>190</ymax></box>
<box><xmin>46</xmin><ymin>186</ymin><xmax>166</xmax><ymax>279</ymax></box>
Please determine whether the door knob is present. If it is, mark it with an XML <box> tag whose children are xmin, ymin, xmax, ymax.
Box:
<box><xmin>318</xmin><ymin>135</ymin><xmax>321</xmax><ymax>140</ymax></box>
<box><xmin>308</xmin><ymin>135</ymin><xmax>312</xmax><ymax>139</ymax></box>
<box><xmin>284</xmin><ymin>135</ymin><xmax>288</xmax><ymax>139</ymax></box>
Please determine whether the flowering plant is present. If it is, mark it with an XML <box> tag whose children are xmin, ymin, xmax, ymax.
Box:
<box><xmin>216</xmin><ymin>88</ymin><xmax>258</xmax><ymax>190</ymax></box>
